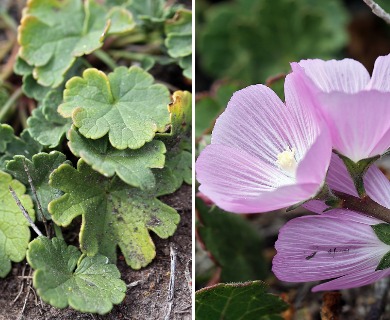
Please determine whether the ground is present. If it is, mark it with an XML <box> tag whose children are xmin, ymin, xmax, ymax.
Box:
<box><xmin>0</xmin><ymin>185</ymin><xmax>192</xmax><ymax>320</ymax></box>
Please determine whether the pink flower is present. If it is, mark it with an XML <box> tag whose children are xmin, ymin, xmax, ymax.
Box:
<box><xmin>273</xmin><ymin>158</ymin><xmax>390</xmax><ymax>291</ymax></box>
<box><xmin>273</xmin><ymin>210</ymin><xmax>390</xmax><ymax>291</ymax></box>
<box><xmin>196</xmin><ymin>73</ymin><xmax>332</xmax><ymax>213</ymax></box>
<box><xmin>292</xmin><ymin>55</ymin><xmax>390</xmax><ymax>162</ymax></box>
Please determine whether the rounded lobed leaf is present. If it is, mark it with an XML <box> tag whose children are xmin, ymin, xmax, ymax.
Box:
<box><xmin>27</xmin><ymin>237</ymin><xmax>126</xmax><ymax>314</ymax></box>
<box><xmin>49</xmin><ymin>160</ymin><xmax>180</xmax><ymax>269</ymax></box>
<box><xmin>59</xmin><ymin>67</ymin><xmax>171</xmax><ymax>149</ymax></box>
<box><xmin>68</xmin><ymin>126</ymin><xmax>166</xmax><ymax>190</ymax></box>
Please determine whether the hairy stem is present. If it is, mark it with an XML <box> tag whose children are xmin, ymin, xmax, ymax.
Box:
<box><xmin>334</xmin><ymin>191</ymin><xmax>390</xmax><ymax>224</ymax></box>
<box><xmin>0</xmin><ymin>87</ymin><xmax>23</xmax><ymax>122</ymax></box>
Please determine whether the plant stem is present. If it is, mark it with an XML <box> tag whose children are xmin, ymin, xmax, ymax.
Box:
<box><xmin>9</xmin><ymin>186</ymin><xmax>43</xmax><ymax>237</ymax></box>
<box><xmin>22</xmin><ymin>159</ymin><xmax>50</xmax><ymax>237</ymax></box>
<box><xmin>53</xmin><ymin>224</ymin><xmax>63</xmax><ymax>240</ymax></box>
<box><xmin>93</xmin><ymin>49</ymin><xmax>118</xmax><ymax>70</ymax></box>
<box><xmin>0</xmin><ymin>87</ymin><xmax>23</xmax><ymax>122</ymax></box>
<box><xmin>334</xmin><ymin>191</ymin><xmax>390</xmax><ymax>224</ymax></box>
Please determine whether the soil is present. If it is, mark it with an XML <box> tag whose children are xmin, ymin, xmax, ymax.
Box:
<box><xmin>0</xmin><ymin>185</ymin><xmax>192</xmax><ymax>320</ymax></box>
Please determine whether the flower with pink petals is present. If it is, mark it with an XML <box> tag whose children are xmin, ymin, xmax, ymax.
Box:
<box><xmin>273</xmin><ymin>157</ymin><xmax>390</xmax><ymax>291</ymax></box>
<box><xmin>196</xmin><ymin>73</ymin><xmax>332</xmax><ymax>213</ymax></box>
<box><xmin>292</xmin><ymin>54</ymin><xmax>390</xmax><ymax>162</ymax></box>
<box><xmin>273</xmin><ymin>210</ymin><xmax>390</xmax><ymax>291</ymax></box>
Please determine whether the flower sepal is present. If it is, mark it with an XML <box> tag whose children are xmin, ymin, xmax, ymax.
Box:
<box><xmin>372</xmin><ymin>224</ymin><xmax>390</xmax><ymax>271</ymax></box>
<box><xmin>336</xmin><ymin>152</ymin><xmax>380</xmax><ymax>198</ymax></box>
<box><xmin>376</xmin><ymin>251</ymin><xmax>390</xmax><ymax>271</ymax></box>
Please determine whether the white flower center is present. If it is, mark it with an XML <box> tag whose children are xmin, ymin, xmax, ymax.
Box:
<box><xmin>276</xmin><ymin>147</ymin><xmax>297</xmax><ymax>175</ymax></box>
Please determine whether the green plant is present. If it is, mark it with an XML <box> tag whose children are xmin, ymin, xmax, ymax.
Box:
<box><xmin>0</xmin><ymin>0</ymin><xmax>191</xmax><ymax>315</ymax></box>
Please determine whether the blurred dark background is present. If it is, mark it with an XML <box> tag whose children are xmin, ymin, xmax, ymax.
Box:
<box><xmin>196</xmin><ymin>0</ymin><xmax>390</xmax><ymax>92</ymax></box>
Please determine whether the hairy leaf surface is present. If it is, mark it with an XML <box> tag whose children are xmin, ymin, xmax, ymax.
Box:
<box><xmin>6</xmin><ymin>152</ymin><xmax>69</xmax><ymax>220</ymax></box>
<box><xmin>68</xmin><ymin>126</ymin><xmax>166</xmax><ymax>190</ymax></box>
<box><xmin>27</xmin><ymin>237</ymin><xmax>126</xmax><ymax>314</ymax></box>
<box><xmin>195</xmin><ymin>281</ymin><xmax>288</xmax><ymax>320</ymax></box>
<box><xmin>18</xmin><ymin>0</ymin><xmax>135</xmax><ymax>87</ymax></box>
<box><xmin>49</xmin><ymin>160</ymin><xmax>180</xmax><ymax>269</ymax></box>
<box><xmin>0</xmin><ymin>124</ymin><xmax>42</xmax><ymax>169</ymax></box>
<box><xmin>0</xmin><ymin>170</ymin><xmax>35</xmax><ymax>277</ymax></box>
<box><xmin>59</xmin><ymin>67</ymin><xmax>171</xmax><ymax>149</ymax></box>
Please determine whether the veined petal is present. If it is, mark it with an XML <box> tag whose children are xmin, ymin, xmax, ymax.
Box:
<box><xmin>211</xmin><ymin>84</ymin><xmax>323</xmax><ymax>165</ymax></box>
<box><xmin>365</xmin><ymin>164</ymin><xmax>390</xmax><ymax>210</ymax></box>
<box><xmin>293</xmin><ymin>59</ymin><xmax>370</xmax><ymax>94</ymax></box>
<box><xmin>316</xmin><ymin>91</ymin><xmax>390</xmax><ymax>162</ymax></box>
<box><xmin>196</xmin><ymin>144</ymin><xmax>320</xmax><ymax>213</ymax></box>
<box><xmin>196</xmin><ymin>83</ymin><xmax>331</xmax><ymax>213</ymax></box>
<box><xmin>366</xmin><ymin>54</ymin><xmax>390</xmax><ymax>91</ymax></box>
<box><xmin>312</xmin><ymin>267</ymin><xmax>390</xmax><ymax>292</ymax></box>
<box><xmin>273</xmin><ymin>210</ymin><xmax>390</xmax><ymax>289</ymax></box>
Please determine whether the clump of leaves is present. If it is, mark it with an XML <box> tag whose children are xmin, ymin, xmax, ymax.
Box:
<box><xmin>0</xmin><ymin>0</ymin><xmax>192</xmax><ymax>315</ymax></box>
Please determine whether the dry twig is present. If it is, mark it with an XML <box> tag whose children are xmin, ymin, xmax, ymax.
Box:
<box><xmin>164</xmin><ymin>244</ymin><xmax>177</xmax><ymax>320</ymax></box>
<box><xmin>9</xmin><ymin>186</ymin><xmax>43</xmax><ymax>237</ymax></box>
<box><xmin>363</xmin><ymin>0</ymin><xmax>390</xmax><ymax>24</ymax></box>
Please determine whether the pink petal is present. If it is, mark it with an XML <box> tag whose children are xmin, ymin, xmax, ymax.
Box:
<box><xmin>365</xmin><ymin>165</ymin><xmax>390</xmax><ymax>209</ymax></box>
<box><xmin>273</xmin><ymin>211</ymin><xmax>389</xmax><ymax>284</ymax></box>
<box><xmin>285</xmin><ymin>73</ymin><xmax>332</xmax><ymax>186</ymax></box>
<box><xmin>211</xmin><ymin>84</ymin><xmax>322</xmax><ymax>166</ymax></box>
<box><xmin>366</xmin><ymin>54</ymin><xmax>390</xmax><ymax>91</ymax></box>
<box><xmin>316</xmin><ymin>90</ymin><xmax>390</xmax><ymax>162</ymax></box>
<box><xmin>196</xmin><ymin>144</ymin><xmax>320</xmax><ymax>213</ymax></box>
<box><xmin>326</xmin><ymin>153</ymin><xmax>358</xmax><ymax>197</ymax></box>
<box><xmin>293</xmin><ymin>59</ymin><xmax>370</xmax><ymax>94</ymax></box>
<box><xmin>313</xmin><ymin>267</ymin><xmax>390</xmax><ymax>292</ymax></box>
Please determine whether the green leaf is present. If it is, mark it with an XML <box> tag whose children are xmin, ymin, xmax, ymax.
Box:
<box><xmin>18</xmin><ymin>0</ymin><xmax>134</xmax><ymax>88</ymax></box>
<box><xmin>165</xmin><ymin>150</ymin><xmax>192</xmax><ymax>186</ymax></box>
<box><xmin>14</xmin><ymin>56</ymin><xmax>33</xmax><ymax>76</ymax></box>
<box><xmin>372</xmin><ymin>223</ymin><xmax>390</xmax><ymax>246</ymax></box>
<box><xmin>165</xmin><ymin>9</ymin><xmax>192</xmax><ymax>58</ymax></box>
<box><xmin>127</xmin><ymin>0</ymin><xmax>178</xmax><ymax>25</ymax></box>
<box><xmin>196</xmin><ymin>199</ymin><xmax>268</xmax><ymax>282</ymax></box>
<box><xmin>165</xmin><ymin>9</ymin><xmax>192</xmax><ymax>78</ymax></box>
<box><xmin>27</xmin><ymin>236</ymin><xmax>126</xmax><ymax>314</ymax></box>
<box><xmin>195</xmin><ymin>281</ymin><xmax>288</xmax><ymax>320</ymax></box>
<box><xmin>0</xmin><ymin>170</ymin><xmax>35</xmax><ymax>277</ymax></box>
<box><xmin>22</xmin><ymin>74</ymin><xmax>51</xmax><ymax>101</ymax></box>
<box><xmin>0</xmin><ymin>125</ymin><xmax>42</xmax><ymax>169</ymax></box>
<box><xmin>19</xmin><ymin>0</ymin><xmax>105</xmax><ymax>87</ymax></box>
<box><xmin>6</xmin><ymin>152</ymin><xmax>69</xmax><ymax>221</ymax></box>
<box><xmin>107</xmin><ymin>7</ymin><xmax>136</xmax><ymax>34</ymax></box>
<box><xmin>49</xmin><ymin>160</ymin><xmax>180</xmax><ymax>269</ymax></box>
<box><xmin>28</xmin><ymin>108</ymin><xmax>71</xmax><ymax>148</ymax></box>
<box><xmin>376</xmin><ymin>251</ymin><xmax>390</xmax><ymax>271</ymax></box>
<box><xmin>28</xmin><ymin>89</ymin><xmax>72</xmax><ymax>148</ymax></box>
<box><xmin>68</xmin><ymin>126</ymin><xmax>166</xmax><ymax>190</ymax></box>
<box><xmin>59</xmin><ymin>66</ymin><xmax>171</xmax><ymax>150</ymax></box>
